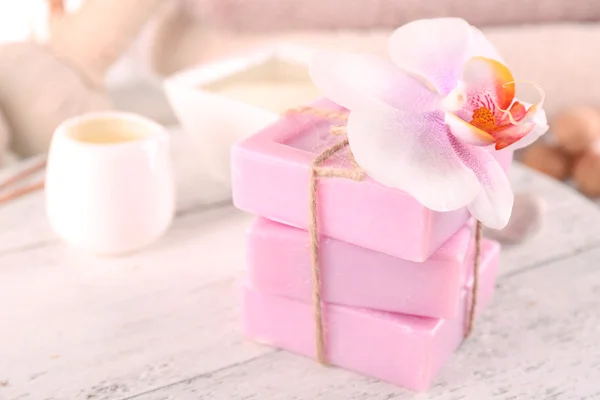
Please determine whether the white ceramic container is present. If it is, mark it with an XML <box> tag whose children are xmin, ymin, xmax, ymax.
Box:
<box><xmin>164</xmin><ymin>43</ymin><xmax>320</xmax><ymax>187</ymax></box>
<box><xmin>45</xmin><ymin>112</ymin><xmax>175</xmax><ymax>255</ymax></box>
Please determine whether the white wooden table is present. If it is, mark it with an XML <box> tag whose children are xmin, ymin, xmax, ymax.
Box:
<box><xmin>1</xmin><ymin>131</ymin><xmax>600</xmax><ymax>400</ymax></box>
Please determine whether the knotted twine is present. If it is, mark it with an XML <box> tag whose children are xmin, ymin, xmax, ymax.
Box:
<box><xmin>288</xmin><ymin>107</ymin><xmax>482</xmax><ymax>365</ymax></box>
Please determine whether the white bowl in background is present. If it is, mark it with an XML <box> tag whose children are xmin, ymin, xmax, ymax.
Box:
<box><xmin>164</xmin><ymin>43</ymin><xmax>321</xmax><ymax>187</ymax></box>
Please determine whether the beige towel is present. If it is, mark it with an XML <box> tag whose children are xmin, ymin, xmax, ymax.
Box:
<box><xmin>182</xmin><ymin>0</ymin><xmax>600</xmax><ymax>31</ymax></box>
<box><xmin>153</xmin><ymin>23</ymin><xmax>600</xmax><ymax>118</ymax></box>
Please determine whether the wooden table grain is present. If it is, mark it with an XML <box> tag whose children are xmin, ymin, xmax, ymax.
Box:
<box><xmin>1</xmin><ymin>131</ymin><xmax>600</xmax><ymax>400</ymax></box>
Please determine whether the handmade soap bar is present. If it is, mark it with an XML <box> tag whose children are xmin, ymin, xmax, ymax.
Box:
<box><xmin>247</xmin><ymin>218</ymin><xmax>481</xmax><ymax>318</ymax></box>
<box><xmin>232</xmin><ymin>98</ymin><xmax>513</xmax><ymax>262</ymax></box>
<box><xmin>244</xmin><ymin>240</ymin><xmax>499</xmax><ymax>391</ymax></box>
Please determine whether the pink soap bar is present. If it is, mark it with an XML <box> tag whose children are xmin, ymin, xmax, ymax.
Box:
<box><xmin>232</xmin><ymin>98</ymin><xmax>513</xmax><ymax>262</ymax></box>
<box><xmin>248</xmin><ymin>217</ymin><xmax>481</xmax><ymax>318</ymax></box>
<box><xmin>243</xmin><ymin>240</ymin><xmax>499</xmax><ymax>392</ymax></box>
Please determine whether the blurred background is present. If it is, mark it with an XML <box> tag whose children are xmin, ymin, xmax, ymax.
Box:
<box><xmin>1</xmin><ymin>0</ymin><xmax>600</xmax><ymax>200</ymax></box>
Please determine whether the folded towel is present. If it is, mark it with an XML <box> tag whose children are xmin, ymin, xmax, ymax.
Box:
<box><xmin>153</xmin><ymin>22</ymin><xmax>600</xmax><ymax>118</ymax></box>
<box><xmin>182</xmin><ymin>0</ymin><xmax>600</xmax><ymax>31</ymax></box>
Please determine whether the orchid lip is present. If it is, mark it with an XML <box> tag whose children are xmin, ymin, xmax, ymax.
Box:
<box><xmin>495</xmin><ymin>80</ymin><xmax>545</xmax><ymax>125</ymax></box>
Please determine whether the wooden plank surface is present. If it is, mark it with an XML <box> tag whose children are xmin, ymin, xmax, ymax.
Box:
<box><xmin>1</xmin><ymin>132</ymin><xmax>600</xmax><ymax>399</ymax></box>
<box><xmin>138</xmin><ymin>243</ymin><xmax>600</xmax><ymax>400</ymax></box>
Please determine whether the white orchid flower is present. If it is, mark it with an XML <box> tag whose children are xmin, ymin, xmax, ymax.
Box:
<box><xmin>309</xmin><ymin>18</ymin><xmax>548</xmax><ymax>229</ymax></box>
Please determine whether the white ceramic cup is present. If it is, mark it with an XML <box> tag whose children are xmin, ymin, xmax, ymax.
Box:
<box><xmin>45</xmin><ymin>112</ymin><xmax>175</xmax><ymax>255</ymax></box>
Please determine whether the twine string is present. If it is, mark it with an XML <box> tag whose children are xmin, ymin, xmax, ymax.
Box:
<box><xmin>309</xmin><ymin>137</ymin><xmax>365</xmax><ymax>364</ymax></box>
<box><xmin>289</xmin><ymin>107</ymin><xmax>481</xmax><ymax>365</ymax></box>
<box><xmin>292</xmin><ymin>106</ymin><xmax>349</xmax><ymax>122</ymax></box>
<box><xmin>464</xmin><ymin>220</ymin><xmax>482</xmax><ymax>338</ymax></box>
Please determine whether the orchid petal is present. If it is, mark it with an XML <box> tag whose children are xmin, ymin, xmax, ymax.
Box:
<box><xmin>445</xmin><ymin>112</ymin><xmax>496</xmax><ymax>146</ymax></box>
<box><xmin>450</xmin><ymin>136</ymin><xmax>514</xmax><ymax>229</ymax></box>
<box><xmin>388</xmin><ymin>18</ymin><xmax>471</xmax><ymax>95</ymax></box>
<box><xmin>347</xmin><ymin>100</ymin><xmax>480</xmax><ymax>211</ymax></box>
<box><xmin>309</xmin><ymin>50</ymin><xmax>439</xmax><ymax>112</ymax></box>
<box><xmin>467</xmin><ymin>26</ymin><xmax>504</xmax><ymax>63</ymax></box>
<box><xmin>499</xmin><ymin>108</ymin><xmax>549</xmax><ymax>152</ymax></box>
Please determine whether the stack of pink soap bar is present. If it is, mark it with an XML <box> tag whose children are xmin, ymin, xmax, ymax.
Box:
<box><xmin>244</xmin><ymin>240</ymin><xmax>499</xmax><ymax>391</ymax></box>
<box><xmin>232</xmin><ymin>98</ymin><xmax>508</xmax><ymax>391</ymax></box>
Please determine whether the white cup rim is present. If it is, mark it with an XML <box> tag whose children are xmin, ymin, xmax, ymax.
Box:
<box><xmin>54</xmin><ymin>111</ymin><xmax>168</xmax><ymax>150</ymax></box>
